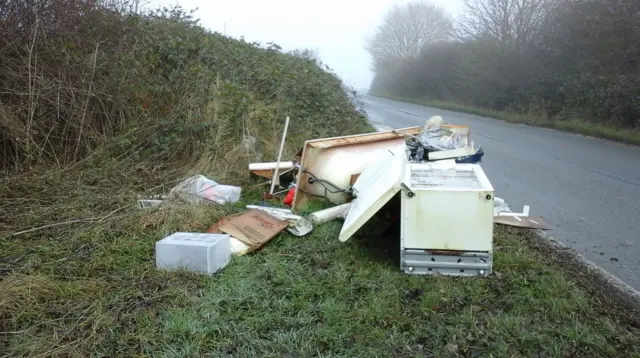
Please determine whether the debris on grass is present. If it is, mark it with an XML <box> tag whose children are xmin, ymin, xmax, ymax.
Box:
<box><xmin>246</xmin><ymin>205</ymin><xmax>313</xmax><ymax>236</ymax></box>
<box><xmin>406</xmin><ymin>118</ymin><xmax>482</xmax><ymax>163</ymax></box>
<box><xmin>248</xmin><ymin>161</ymin><xmax>295</xmax><ymax>179</ymax></box>
<box><xmin>206</xmin><ymin>217</ymin><xmax>251</xmax><ymax>256</ymax></box>
<box><xmin>494</xmin><ymin>196</ymin><xmax>553</xmax><ymax>229</ymax></box>
<box><xmin>308</xmin><ymin>202</ymin><xmax>352</xmax><ymax>224</ymax></box>
<box><xmin>217</xmin><ymin>209</ymin><xmax>289</xmax><ymax>253</ymax></box>
<box><xmin>291</xmin><ymin>127</ymin><xmax>421</xmax><ymax>212</ymax></box>
<box><xmin>0</xmin><ymin>119</ymin><xmax>633</xmax><ymax>358</ymax></box>
<box><xmin>155</xmin><ymin>232</ymin><xmax>231</xmax><ymax>275</ymax></box>
<box><xmin>268</xmin><ymin>116</ymin><xmax>291</xmax><ymax>197</ymax></box>
<box><xmin>337</xmin><ymin>144</ymin><xmax>495</xmax><ymax>277</ymax></box>
<box><xmin>137</xmin><ymin>199</ymin><xmax>165</xmax><ymax>209</ymax></box>
<box><xmin>494</xmin><ymin>215</ymin><xmax>553</xmax><ymax>230</ymax></box>
<box><xmin>168</xmin><ymin>175</ymin><xmax>242</xmax><ymax>205</ymax></box>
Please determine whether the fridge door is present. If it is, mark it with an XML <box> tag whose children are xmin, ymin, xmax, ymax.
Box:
<box><xmin>338</xmin><ymin>148</ymin><xmax>404</xmax><ymax>242</ymax></box>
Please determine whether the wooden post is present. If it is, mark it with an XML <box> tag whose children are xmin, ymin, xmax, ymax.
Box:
<box><xmin>270</xmin><ymin>116</ymin><xmax>290</xmax><ymax>195</ymax></box>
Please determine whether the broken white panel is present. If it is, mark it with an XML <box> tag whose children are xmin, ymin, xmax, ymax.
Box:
<box><xmin>156</xmin><ymin>232</ymin><xmax>231</xmax><ymax>275</ymax></box>
<box><xmin>339</xmin><ymin>148</ymin><xmax>405</xmax><ymax>242</ymax></box>
<box><xmin>427</xmin><ymin>144</ymin><xmax>477</xmax><ymax>161</ymax></box>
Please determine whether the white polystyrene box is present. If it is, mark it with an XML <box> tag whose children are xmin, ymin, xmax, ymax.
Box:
<box><xmin>156</xmin><ymin>232</ymin><xmax>231</xmax><ymax>275</ymax></box>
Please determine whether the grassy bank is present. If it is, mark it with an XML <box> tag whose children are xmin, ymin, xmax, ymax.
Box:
<box><xmin>376</xmin><ymin>95</ymin><xmax>640</xmax><ymax>146</ymax></box>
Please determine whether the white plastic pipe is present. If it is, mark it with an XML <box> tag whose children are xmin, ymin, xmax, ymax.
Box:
<box><xmin>249</xmin><ymin>162</ymin><xmax>294</xmax><ymax>171</ymax></box>
<box><xmin>308</xmin><ymin>203</ymin><xmax>352</xmax><ymax>225</ymax></box>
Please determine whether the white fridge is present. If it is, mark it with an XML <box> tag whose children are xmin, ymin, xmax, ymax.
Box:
<box><xmin>339</xmin><ymin>147</ymin><xmax>495</xmax><ymax>277</ymax></box>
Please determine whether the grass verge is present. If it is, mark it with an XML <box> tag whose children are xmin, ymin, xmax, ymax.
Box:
<box><xmin>1</xmin><ymin>166</ymin><xmax>640</xmax><ymax>357</ymax></box>
<box><xmin>377</xmin><ymin>95</ymin><xmax>640</xmax><ymax>146</ymax></box>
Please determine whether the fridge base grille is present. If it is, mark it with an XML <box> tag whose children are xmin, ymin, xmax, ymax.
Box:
<box><xmin>401</xmin><ymin>249</ymin><xmax>492</xmax><ymax>277</ymax></box>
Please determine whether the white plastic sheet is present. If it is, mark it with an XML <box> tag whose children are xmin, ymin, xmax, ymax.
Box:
<box><xmin>169</xmin><ymin>175</ymin><xmax>241</xmax><ymax>205</ymax></box>
<box><xmin>493</xmin><ymin>197</ymin><xmax>511</xmax><ymax>216</ymax></box>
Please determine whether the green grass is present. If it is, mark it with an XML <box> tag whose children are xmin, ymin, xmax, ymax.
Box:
<box><xmin>1</xmin><ymin>166</ymin><xmax>639</xmax><ymax>357</ymax></box>
<box><xmin>377</xmin><ymin>95</ymin><xmax>640</xmax><ymax>146</ymax></box>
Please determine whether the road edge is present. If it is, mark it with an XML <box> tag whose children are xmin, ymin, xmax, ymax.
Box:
<box><xmin>530</xmin><ymin>229</ymin><xmax>640</xmax><ymax>314</ymax></box>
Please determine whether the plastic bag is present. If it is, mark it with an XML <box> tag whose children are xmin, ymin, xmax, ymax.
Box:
<box><xmin>408</xmin><ymin>116</ymin><xmax>475</xmax><ymax>163</ymax></box>
<box><xmin>455</xmin><ymin>147</ymin><xmax>485</xmax><ymax>164</ymax></box>
<box><xmin>494</xmin><ymin>197</ymin><xmax>511</xmax><ymax>216</ymax></box>
<box><xmin>420</xmin><ymin>125</ymin><xmax>468</xmax><ymax>152</ymax></box>
<box><xmin>169</xmin><ymin>175</ymin><xmax>241</xmax><ymax>205</ymax></box>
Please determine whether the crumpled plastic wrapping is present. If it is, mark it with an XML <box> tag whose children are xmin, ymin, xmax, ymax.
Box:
<box><xmin>407</xmin><ymin>116</ymin><xmax>482</xmax><ymax>164</ymax></box>
<box><xmin>419</xmin><ymin>126</ymin><xmax>468</xmax><ymax>152</ymax></box>
<box><xmin>493</xmin><ymin>197</ymin><xmax>511</xmax><ymax>216</ymax></box>
<box><xmin>406</xmin><ymin>127</ymin><xmax>470</xmax><ymax>162</ymax></box>
<box><xmin>169</xmin><ymin>175</ymin><xmax>241</xmax><ymax>205</ymax></box>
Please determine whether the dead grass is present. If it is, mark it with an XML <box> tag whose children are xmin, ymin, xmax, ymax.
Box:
<box><xmin>378</xmin><ymin>95</ymin><xmax>640</xmax><ymax>146</ymax></box>
<box><xmin>1</xmin><ymin>163</ymin><xmax>639</xmax><ymax>357</ymax></box>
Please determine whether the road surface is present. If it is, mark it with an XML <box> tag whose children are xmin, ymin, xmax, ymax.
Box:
<box><xmin>362</xmin><ymin>95</ymin><xmax>640</xmax><ymax>290</ymax></box>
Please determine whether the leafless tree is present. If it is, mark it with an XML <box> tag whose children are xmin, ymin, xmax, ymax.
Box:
<box><xmin>454</xmin><ymin>0</ymin><xmax>555</xmax><ymax>49</ymax></box>
<box><xmin>366</xmin><ymin>1</ymin><xmax>453</xmax><ymax>71</ymax></box>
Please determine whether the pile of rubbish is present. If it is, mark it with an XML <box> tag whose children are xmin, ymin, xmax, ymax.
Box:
<box><xmin>405</xmin><ymin>116</ymin><xmax>484</xmax><ymax>164</ymax></box>
<box><xmin>145</xmin><ymin>116</ymin><xmax>551</xmax><ymax>277</ymax></box>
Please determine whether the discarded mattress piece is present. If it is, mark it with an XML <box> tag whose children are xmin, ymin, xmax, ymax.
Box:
<box><xmin>339</xmin><ymin>127</ymin><xmax>495</xmax><ymax>277</ymax></box>
<box><xmin>291</xmin><ymin>126</ymin><xmax>422</xmax><ymax>212</ymax></box>
<box><xmin>169</xmin><ymin>175</ymin><xmax>241</xmax><ymax>205</ymax></box>
<box><xmin>156</xmin><ymin>232</ymin><xmax>231</xmax><ymax>275</ymax></box>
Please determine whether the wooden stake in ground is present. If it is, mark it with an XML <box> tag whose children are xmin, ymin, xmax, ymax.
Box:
<box><xmin>269</xmin><ymin>116</ymin><xmax>290</xmax><ymax>195</ymax></box>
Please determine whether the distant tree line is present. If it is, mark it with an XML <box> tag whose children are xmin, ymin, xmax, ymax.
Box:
<box><xmin>367</xmin><ymin>0</ymin><xmax>640</xmax><ymax>128</ymax></box>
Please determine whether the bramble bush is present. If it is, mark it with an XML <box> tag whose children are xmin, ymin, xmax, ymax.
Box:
<box><xmin>0</xmin><ymin>0</ymin><xmax>369</xmax><ymax>173</ymax></box>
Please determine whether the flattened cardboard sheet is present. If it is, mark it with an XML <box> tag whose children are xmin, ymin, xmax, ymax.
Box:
<box><xmin>219</xmin><ymin>210</ymin><xmax>289</xmax><ymax>251</ymax></box>
<box><xmin>494</xmin><ymin>215</ymin><xmax>552</xmax><ymax>230</ymax></box>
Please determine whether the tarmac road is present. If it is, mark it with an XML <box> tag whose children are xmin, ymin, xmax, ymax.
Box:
<box><xmin>362</xmin><ymin>95</ymin><xmax>640</xmax><ymax>290</ymax></box>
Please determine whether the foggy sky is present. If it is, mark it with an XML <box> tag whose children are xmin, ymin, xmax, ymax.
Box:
<box><xmin>155</xmin><ymin>0</ymin><xmax>463</xmax><ymax>90</ymax></box>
